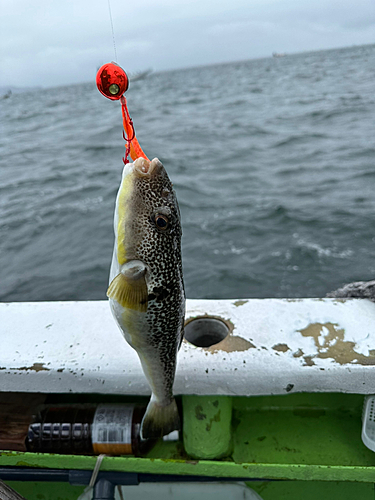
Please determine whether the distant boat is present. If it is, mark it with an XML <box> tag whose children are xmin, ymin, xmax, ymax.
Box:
<box><xmin>129</xmin><ymin>69</ymin><xmax>152</xmax><ymax>82</ymax></box>
<box><xmin>1</xmin><ymin>90</ymin><xmax>12</xmax><ymax>99</ymax></box>
<box><xmin>272</xmin><ymin>52</ymin><xmax>286</xmax><ymax>58</ymax></box>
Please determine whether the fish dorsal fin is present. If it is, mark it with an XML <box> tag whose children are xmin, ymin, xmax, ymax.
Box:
<box><xmin>107</xmin><ymin>262</ymin><xmax>148</xmax><ymax>312</ymax></box>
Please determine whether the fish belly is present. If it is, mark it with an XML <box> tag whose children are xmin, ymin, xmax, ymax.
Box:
<box><xmin>109</xmin><ymin>299</ymin><xmax>177</xmax><ymax>402</ymax></box>
<box><xmin>109</xmin><ymin>298</ymin><xmax>181</xmax><ymax>439</ymax></box>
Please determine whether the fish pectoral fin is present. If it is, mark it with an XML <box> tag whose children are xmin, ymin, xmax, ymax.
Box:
<box><xmin>107</xmin><ymin>269</ymin><xmax>148</xmax><ymax>312</ymax></box>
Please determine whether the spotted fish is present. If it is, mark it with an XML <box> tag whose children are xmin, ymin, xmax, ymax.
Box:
<box><xmin>107</xmin><ymin>157</ymin><xmax>185</xmax><ymax>439</ymax></box>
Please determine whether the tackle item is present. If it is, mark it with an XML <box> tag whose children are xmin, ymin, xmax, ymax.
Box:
<box><xmin>96</xmin><ymin>62</ymin><xmax>149</xmax><ymax>164</ymax></box>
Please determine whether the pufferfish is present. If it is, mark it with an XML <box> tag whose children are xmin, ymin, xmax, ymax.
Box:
<box><xmin>107</xmin><ymin>157</ymin><xmax>185</xmax><ymax>439</ymax></box>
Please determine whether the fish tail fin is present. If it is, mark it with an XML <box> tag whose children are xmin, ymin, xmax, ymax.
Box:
<box><xmin>141</xmin><ymin>398</ymin><xmax>180</xmax><ymax>440</ymax></box>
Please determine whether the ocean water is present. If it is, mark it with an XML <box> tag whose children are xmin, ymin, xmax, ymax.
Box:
<box><xmin>1</xmin><ymin>44</ymin><xmax>374</xmax><ymax>302</ymax></box>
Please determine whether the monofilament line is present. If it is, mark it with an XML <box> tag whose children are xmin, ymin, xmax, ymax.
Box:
<box><xmin>107</xmin><ymin>0</ymin><xmax>118</xmax><ymax>62</ymax></box>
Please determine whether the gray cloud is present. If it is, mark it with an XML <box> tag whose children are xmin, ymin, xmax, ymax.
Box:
<box><xmin>1</xmin><ymin>0</ymin><xmax>374</xmax><ymax>88</ymax></box>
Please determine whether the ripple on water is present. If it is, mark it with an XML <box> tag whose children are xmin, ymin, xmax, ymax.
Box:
<box><xmin>1</xmin><ymin>44</ymin><xmax>375</xmax><ymax>300</ymax></box>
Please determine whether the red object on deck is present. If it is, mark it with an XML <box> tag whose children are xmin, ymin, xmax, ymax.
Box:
<box><xmin>96</xmin><ymin>62</ymin><xmax>129</xmax><ymax>100</ymax></box>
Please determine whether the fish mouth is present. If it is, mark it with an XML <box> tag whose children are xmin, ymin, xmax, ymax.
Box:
<box><xmin>133</xmin><ymin>157</ymin><xmax>163</xmax><ymax>178</ymax></box>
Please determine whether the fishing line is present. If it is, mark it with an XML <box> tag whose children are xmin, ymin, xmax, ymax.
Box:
<box><xmin>107</xmin><ymin>0</ymin><xmax>118</xmax><ymax>62</ymax></box>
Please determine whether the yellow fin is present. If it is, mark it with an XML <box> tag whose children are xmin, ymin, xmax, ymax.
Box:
<box><xmin>107</xmin><ymin>272</ymin><xmax>148</xmax><ymax>312</ymax></box>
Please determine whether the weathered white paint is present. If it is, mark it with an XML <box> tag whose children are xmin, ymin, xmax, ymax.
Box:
<box><xmin>0</xmin><ymin>298</ymin><xmax>375</xmax><ymax>396</ymax></box>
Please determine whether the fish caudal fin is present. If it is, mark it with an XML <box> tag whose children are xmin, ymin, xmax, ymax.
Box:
<box><xmin>107</xmin><ymin>268</ymin><xmax>148</xmax><ymax>312</ymax></box>
<box><xmin>141</xmin><ymin>398</ymin><xmax>180</xmax><ymax>439</ymax></box>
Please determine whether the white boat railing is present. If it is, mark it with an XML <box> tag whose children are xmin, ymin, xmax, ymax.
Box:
<box><xmin>0</xmin><ymin>298</ymin><xmax>375</xmax><ymax>395</ymax></box>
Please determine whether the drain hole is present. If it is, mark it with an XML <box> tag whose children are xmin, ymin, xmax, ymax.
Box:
<box><xmin>184</xmin><ymin>318</ymin><xmax>229</xmax><ymax>348</ymax></box>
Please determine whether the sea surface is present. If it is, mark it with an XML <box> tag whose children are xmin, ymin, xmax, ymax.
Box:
<box><xmin>1</xmin><ymin>44</ymin><xmax>375</xmax><ymax>302</ymax></box>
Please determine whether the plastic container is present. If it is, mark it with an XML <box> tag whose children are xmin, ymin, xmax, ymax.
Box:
<box><xmin>361</xmin><ymin>396</ymin><xmax>375</xmax><ymax>452</ymax></box>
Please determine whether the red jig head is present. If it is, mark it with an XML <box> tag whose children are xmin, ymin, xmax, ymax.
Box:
<box><xmin>96</xmin><ymin>62</ymin><xmax>129</xmax><ymax>100</ymax></box>
<box><xmin>96</xmin><ymin>62</ymin><xmax>149</xmax><ymax>164</ymax></box>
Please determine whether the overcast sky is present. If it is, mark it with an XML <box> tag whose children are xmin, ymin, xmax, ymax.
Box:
<box><xmin>1</xmin><ymin>0</ymin><xmax>374</xmax><ymax>88</ymax></box>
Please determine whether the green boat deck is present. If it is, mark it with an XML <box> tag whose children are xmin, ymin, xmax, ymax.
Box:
<box><xmin>2</xmin><ymin>299</ymin><xmax>375</xmax><ymax>497</ymax></box>
<box><xmin>2</xmin><ymin>393</ymin><xmax>375</xmax><ymax>499</ymax></box>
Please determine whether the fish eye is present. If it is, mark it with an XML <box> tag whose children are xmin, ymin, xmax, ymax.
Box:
<box><xmin>154</xmin><ymin>213</ymin><xmax>169</xmax><ymax>231</ymax></box>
